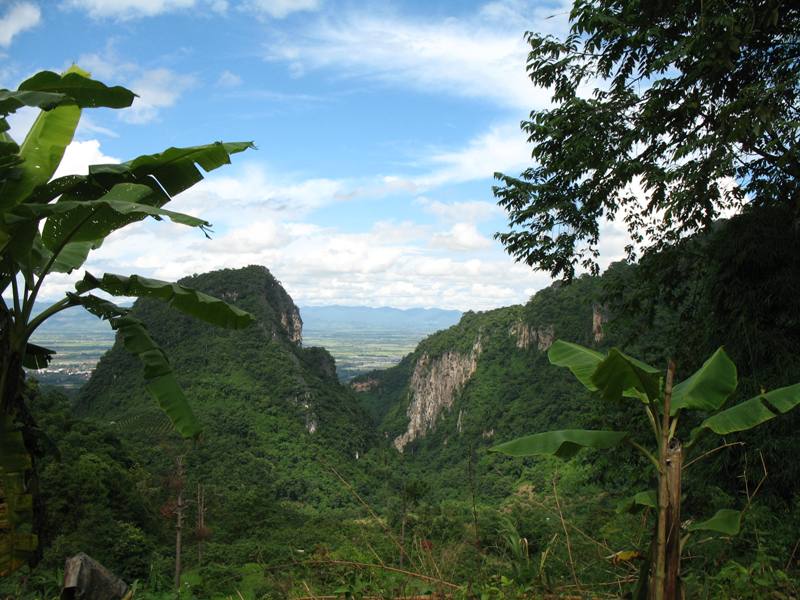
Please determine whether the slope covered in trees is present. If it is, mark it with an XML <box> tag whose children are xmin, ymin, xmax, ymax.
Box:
<box><xmin>3</xmin><ymin>210</ymin><xmax>798</xmax><ymax>598</ymax></box>
<box><xmin>353</xmin><ymin>206</ymin><xmax>800</xmax><ymax>596</ymax></box>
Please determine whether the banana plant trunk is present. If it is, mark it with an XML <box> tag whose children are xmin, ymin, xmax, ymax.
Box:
<box><xmin>0</xmin><ymin>318</ymin><xmax>44</xmax><ymax>570</ymax></box>
<box><xmin>651</xmin><ymin>362</ymin><xmax>681</xmax><ymax>600</ymax></box>
<box><xmin>664</xmin><ymin>441</ymin><xmax>683</xmax><ymax>600</ymax></box>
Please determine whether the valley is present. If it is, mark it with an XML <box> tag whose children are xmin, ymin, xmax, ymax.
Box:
<box><xmin>9</xmin><ymin>208</ymin><xmax>798</xmax><ymax>599</ymax></box>
<box><xmin>30</xmin><ymin>304</ymin><xmax>461</xmax><ymax>387</ymax></box>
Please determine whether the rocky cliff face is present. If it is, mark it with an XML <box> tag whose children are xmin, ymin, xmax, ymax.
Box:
<box><xmin>281</xmin><ymin>305</ymin><xmax>303</xmax><ymax>344</ymax></box>
<box><xmin>592</xmin><ymin>304</ymin><xmax>605</xmax><ymax>343</ymax></box>
<box><xmin>509</xmin><ymin>321</ymin><xmax>555</xmax><ymax>351</ymax></box>
<box><xmin>393</xmin><ymin>336</ymin><xmax>482</xmax><ymax>452</ymax></box>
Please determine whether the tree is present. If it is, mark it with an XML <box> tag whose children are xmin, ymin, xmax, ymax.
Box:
<box><xmin>0</xmin><ymin>67</ymin><xmax>255</xmax><ymax>575</ymax></box>
<box><xmin>492</xmin><ymin>340</ymin><xmax>800</xmax><ymax>599</ymax></box>
<box><xmin>494</xmin><ymin>0</ymin><xmax>800</xmax><ymax>280</ymax></box>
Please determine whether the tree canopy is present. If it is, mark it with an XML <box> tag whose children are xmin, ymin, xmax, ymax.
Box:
<box><xmin>494</xmin><ymin>0</ymin><xmax>800</xmax><ymax>280</ymax></box>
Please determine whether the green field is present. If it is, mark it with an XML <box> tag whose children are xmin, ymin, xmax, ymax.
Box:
<box><xmin>28</xmin><ymin>307</ymin><xmax>453</xmax><ymax>386</ymax></box>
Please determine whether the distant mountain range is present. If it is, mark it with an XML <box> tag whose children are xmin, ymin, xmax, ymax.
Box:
<box><xmin>28</xmin><ymin>300</ymin><xmax>462</xmax><ymax>386</ymax></box>
<box><xmin>300</xmin><ymin>305</ymin><xmax>461</xmax><ymax>331</ymax></box>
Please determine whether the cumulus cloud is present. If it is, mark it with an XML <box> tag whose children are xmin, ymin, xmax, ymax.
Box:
<box><xmin>63</xmin><ymin>0</ymin><xmax>199</xmax><ymax>19</ymax></box>
<box><xmin>216</xmin><ymin>69</ymin><xmax>242</xmax><ymax>87</ymax></box>
<box><xmin>31</xmin><ymin>157</ymin><xmax>551</xmax><ymax>311</ymax></box>
<box><xmin>53</xmin><ymin>139</ymin><xmax>120</xmax><ymax>178</ymax></box>
<box><xmin>242</xmin><ymin>0</ymin><xmax>320</xmax><ymax>19</ymax></box>
<box><xmin>417</xmin><ymin>197</ymin><xmax>503</xmax><ymax>224</ymax></box>
<box><xmin>265</xmin><ymin>2</ymin><xmax>571</xmax><ymax>110</ymax></box>
<box><xmin>381</xmin><ymin>122</ymin><xmax>531</xmax><ymax>192</ymax></box>
<box><xmin>431</xmin><ymin>223</ymin><xmax>493</xmax><ymax>251</ymax></box>
<box><xmin>78</xmin><ymin>52</ymin><xmax>195</xmax><ymax>124</ymax></box>
<box><xmin>0</xmin><ymin>2</ymin><xmax>41</xmax><ymax>47</ymax></box>
<box><xmin>123</xmin><ymin>68</ymin><xmax>195</xmax><ymax>123</ymax></box>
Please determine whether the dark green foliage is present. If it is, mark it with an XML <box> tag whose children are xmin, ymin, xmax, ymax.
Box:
<box><xmin>71</xmin><ymin>266</ymin><xmax>378</xmax><ymax>584</ymax></box>
<box><xmin>494</xmin><ymin>0</ymin><xmax>800</xmax><ymax>280</ymax></box>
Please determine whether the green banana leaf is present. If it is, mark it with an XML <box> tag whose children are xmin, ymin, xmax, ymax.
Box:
<box><xmin>68</xmin><ymin>294</ymin><xmax>202</xmax><ymax>439</ymax></box>
<box><xmin>670</xmin><ymin>347</ymin><xmax>737</xmax><ymax>414</ymax></box>
<box><xmin>490</xmin><ymin>429</ymin><xmax>628</xmax><ymax>460</ymax></box>
<box><xmin>76</xmin><ymin>273</ymin><xmax>255</xmax><ymax>330</ymax></box>
<box><xmin>695</xmin><ymin>383</ymin><xmax>800</xmax><ymax>436</ymax></box>
<box><xmin>547</xmin><ymin>340</ymin><xmax>604</xmax><ymax>391</ymax></box>
<box><xmin>592</xmin><ymin>348</ymin><xmax>661</xmax><ymax>403</ymax></box>
<box><xmin>21</xmin><ymin>342</ymin><xmax>55</xmax><ymax>370</ymax></box>
<box><xmin>688</xmin><ymin>509</ymin><xmax>742</xmax><ymax>535</ymax></box>
<box><xmin>89</xmin><ymin>141</ymin><xmax>255</xmax><ymax>197</ymax></box>
<box><xmin>16</xmin><ymin>69</ymin><xmax>135</xmax><ymax>109</ymax></box>
<box><xmin>616</xmin><ymin>490</ymin><xmax>657</xmax><ymax>514</ymax></box>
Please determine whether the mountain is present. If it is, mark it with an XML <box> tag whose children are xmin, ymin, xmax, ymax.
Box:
<box><xmin>72</xmin><ymin>266</ymin><xmax>380</xmax><ymax>582</ymax></box>
<box><xmin>11</xmin><ymin>207</ymin><xmax>799</xmax><ymax>598</ymax></box>
<box><xmin>347</xmin><ymin>206</ymin><xmax>800</xmax><ymax>592</ymax></box>
<box><xmin>301</xmin><ymin>305</ymin><xmax>461</xmax><ymax>330</ymax></box>
<box><xmin>301</xmin><ymin>305</ymin><xmax>462</xmax><ymax>380</ymax></box>
<box><xmin>29</xmin><ymin>302</ymin><xmax>462</xmax><ymax>387</ymax></box>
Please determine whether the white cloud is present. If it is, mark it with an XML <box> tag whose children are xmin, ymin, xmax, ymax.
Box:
<box><xmin>431</xmin><ymin>223</ymin><xmax>493</xmax><ymax>251</ymax></box>
<box><xmin>63</xmin><ymin>0</ymin><xmax>197</xmax><ymax>19</ymax></box>
<box><xmin>6</xmin><ymin>106</ymin><xmax>37</xmax><ymax>144</ymax></box>
<box><xmin>417</xmin><ymin>197</ymin><xmax>503</xmax><ymax>224</ymax></box>
<box><xmin>0</xmin><ymin>2</ymin><xmax>41</xmax><ymax>47</ymax></box>
<box><xmin>419</xmin><ymin>123</ymin><xmax>531</xmax><ymax>187</ymax></box>
<box><xmin>242</xmin><ymin>0</ymin><xmax>320</xmax><ymax>19</ymax></box>
<box><xmin>216</xmin><ymin>69</ymin><xmax>242</xmax><ymax>87</ymax></box>
<box><xmin>187</xmin><ymin>163</ymin><xmax>351</xmax><ymax>217</ymax></box>
<box><xmin>76</xmin><ymin>115</ymin><xmax>119</xmax><ymax>138</ymax></box>
<box><xmin>265</xmin><ymin>3</ymin><xmax>571</xmax><ymax>110</ymax></box>
<box><xmin>123</xmin><ymin>68</ymin><xmax>195</xmax><ymax>123</ymax></box>
<box><xmin>78</xmin><ymin>53</ymin><xmax>195</xmax><ymax>124</ymax></box>
<box><xmin>382</xmin><ymin>122</ymin><xmax>531</xmax><ymax>192</ymax></box>
<box><xmin>30</xmin><ymin>160</ymin><xmax>551</xmax><ymax>311</ymax></box>
<box><xmin>53</xmin><ymin>139</ymin><xmax>120</xmax><ymax>178</ymax></box>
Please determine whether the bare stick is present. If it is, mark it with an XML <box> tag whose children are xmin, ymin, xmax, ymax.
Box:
<box><xmin>683</xmin><ymin>442</ymin><xmax>744</xmax><ymax>469</ymax></box>
<box><xmin>785</xmin><ymin>537</ymin><xmax>800</xmax><ymax>571</ymax></box>
<box><xmin>306</xmin><ymin>559</ymin><xmax>460</xmax><ymax>590</ymax></box>
<box><xmin>326</xmin><ymin>462</ymin><xmax>409</xmax><ymax>565</ymax></box>
<box><xmin>552</xmin><ymin>473</ymin><xmax>580</xmax><ymax>591</ymax></box>
<box><xmin>654</xmin><ymin>360</ymin><xmax>676</xmax><ymax>600</ymax></box>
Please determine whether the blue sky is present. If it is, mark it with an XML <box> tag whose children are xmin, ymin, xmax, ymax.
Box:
<box><xmin>1</xmin><ymin>0</ymin><xmax>630</xmax><ymax>310</ymax></box>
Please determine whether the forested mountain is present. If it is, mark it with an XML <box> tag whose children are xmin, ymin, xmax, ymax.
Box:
<box><xmin>5</xmin><ymin>208</ymin><xmax>798</xmax><ymax>599</ymax></box>
<box><xmin>351</xmin><ymin>205</ymin><xmax>800</xmax><ymax>594</ymax></box>
<box><xmin>33</xmin><ymin>266</ymin><xmax>381</xmax><ymax>595</ymax></box>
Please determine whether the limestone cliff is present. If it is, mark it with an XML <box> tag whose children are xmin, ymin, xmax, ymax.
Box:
<box><xmin>281</xmin><ymin>305</ymin><xmax>303</xmax><ymax>344</ymax></box>
<box><xmin>592</xmin><ymin>304</ymin><xmax>605</xmax><ymax>343</ymax></box>
<box><xmin>509</xmin><ymin>321</ymin><xmax>555</xmax><ymax>351</ymax></box>
<box><xmin>393</xmin><ymin>336</ymin><xmax>482</xmax><ymax>452</ymax></box>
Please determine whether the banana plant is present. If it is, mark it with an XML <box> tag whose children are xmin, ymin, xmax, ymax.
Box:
<box><xmin>491</xmin><ymin>340</ymin><xmax>800</xmax><ymax>600</ymax></box>
<box><xmin>0</xmin><ymin>67</ymin><xmax>256</xmax><ymax>575</ymax></box>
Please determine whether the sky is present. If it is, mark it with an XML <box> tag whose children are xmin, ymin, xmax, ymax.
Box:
<box><xmin>0</xmin><ymin>0</ymin><xmax>631</xmax><ymax>311</ymax></box>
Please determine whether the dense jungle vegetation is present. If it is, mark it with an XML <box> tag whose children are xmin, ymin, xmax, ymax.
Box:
<box><xmin>2</xmin><ymin>203</ymin><xmax>799</xmax><ymax>599</ymax></box>
<box><xmin>2</xmin><ymin>0</ymin><xmax>799</xmax><ymax>598</ymax></box>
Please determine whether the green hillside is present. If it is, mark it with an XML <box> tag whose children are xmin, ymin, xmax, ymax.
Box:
<box><xmin>4</xmin><ymin>209</ymin><xmax>799</xmax><ymax>599</ymax></box>
<box><xmin>351</xmin><ymin>206</ymin><xmax>800</xmax><ymax>596</ymax></box>
<box><xmin>49</xmin><ymin>266</ymin><xmax>382</xmax><ymax>596</ymax></box>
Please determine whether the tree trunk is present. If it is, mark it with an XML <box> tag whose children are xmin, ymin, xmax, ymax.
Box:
<box><xmin>173</xmin><ymin>456</ymin><xmax>185</xmax><ymax>593</ymax></box>
<box><xmin>664</xmin><ymin>441</ymin><xmax>683</xmax><ymax>600</ymax></box>
<box><xmin>196</xmin><ymin>483</ymin><xmax>205</xmax><ymax>566</ymax></box>
<box><xmin>652</xmin><ymin>361</ymin><xmax>676</xmax><ymax>600</ymax></box>
<box><xmin>0</xmin><ymin>321</ymin><xmax>44</xmax><ymax>568</ymax></box>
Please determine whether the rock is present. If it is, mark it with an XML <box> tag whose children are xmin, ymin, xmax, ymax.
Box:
<box><xmin>393</xmin><ymin>336</ymin><xmax>482</xmax><ymax>452</ymax></box>
<box><xmin>592</xmin><ymin>304</ymin><xmax>606</xmax><ymax>343</ymax></box>
<box><xmin>60</xmin><ymin>552</ymin><xmax>129</xmax><ymax>600</ymax></box>
<box><xmin>509</xmin><ymin>321</ymin><xmax>555</xmax><ymax>351</ymax></box>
